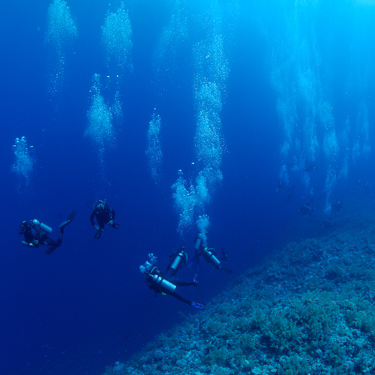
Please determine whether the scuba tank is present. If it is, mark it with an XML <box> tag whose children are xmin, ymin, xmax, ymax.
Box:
<box><xmin>194</xmin><ymin>234</ymin><xmax>202</xmax><ymax>250</ymax></box>
<box><xmin>32</xmin><ymin>219</ymin><xmax>52</xmax><ymax>234</ymax></box>
<box><xmin>170</xmin><ymin>248</ymin><xmax>187</xmax><ymax>273</ymax></box>
<box><xmin>150</xmin><ymin>274</ymin><xmax>176</xmax><ymax>293</ymax></box>
<box><xmin>204</xmin><ymin>248</ymin><xmax>221</xmax><ymax>267</ymax></box>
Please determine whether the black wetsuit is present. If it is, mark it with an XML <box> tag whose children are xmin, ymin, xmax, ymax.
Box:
<box><xmin>23</xmin><ymin>222</ymin><xmax>64</xmax><ymax>255</ymax></box>
<box><xmin>90</xmin><ymin>204</ymin><xmax>116</xmax><ymax>230</ymax></box>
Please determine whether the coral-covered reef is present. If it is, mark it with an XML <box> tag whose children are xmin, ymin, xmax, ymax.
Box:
<box><xmin>102</xmin><ymin>207</ymin><xmax>375</xmax><ymax>375</ymax></box>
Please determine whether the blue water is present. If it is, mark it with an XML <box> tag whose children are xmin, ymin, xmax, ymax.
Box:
<box><xmin>1</xmin><ymin>0</ymin><xmax>375</xmax><ymax>374</ymax></box>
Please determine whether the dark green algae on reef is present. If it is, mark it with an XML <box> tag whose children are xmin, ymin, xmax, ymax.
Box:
<box><xmin>102</xmin><ymin>204</ymin><xmax>375</xmax><ymax>375</ymax></box>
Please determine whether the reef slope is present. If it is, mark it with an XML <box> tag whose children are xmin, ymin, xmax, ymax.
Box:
<box><xmin>103</xmin><ymin>207</ymin><xmax>375</xmax><ymax>375</ymax></box>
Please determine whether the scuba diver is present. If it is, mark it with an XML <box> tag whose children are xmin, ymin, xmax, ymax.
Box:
<box><xmin>89</xmin><ymin>200</ymin><xmax>119</xmax><ymax>239</ymax></box>
<box><xmin>164</xmin><ymin>247</ymin><xmax>188</xmax><ymax>279</ymax></box>
<box><xmin>283</xmin><ymin>182</ymin><xmax>295</xmax><ymax>203</ymax></box>
<box><xmin>364</xmin><ymin>182</ymin><xmax>373</xmax><ymax>195</ymax></box>
<box><xmin>277</xmin><ymin>178</ymin><xmax>294</xmax><ymax>203</ymax></box>
<box><xmin>298</xmin><ymin>194</ymin><xmax>315</xmax><ymax>217</ymax></box>
<box><xmin>277</xmin><ymin>178</ymin><xmax>292</xmax><ymax>193</ymax></box>
<box><xmin>144</xmin><ymin>266</ymin><xmax>205</xmax><ymax>310</ymax></box>
<box><xmin>191</xmin><ymin>233</ymin><xmax>233</xmax><ymax>275</ymax></box>
<box><xmin>19</xmin><ymin>210</ymin><xmax>76</xmax><ymax>255</ymax></box>
<box><xmin>332</xmin><ymin>196</ymin><xmax>343</xmax><ymax>213</ymax></box>
<box><xmin>304</xmin><ymin>160</ymin><xmax>317</xmax><ymax>173</ymax></box>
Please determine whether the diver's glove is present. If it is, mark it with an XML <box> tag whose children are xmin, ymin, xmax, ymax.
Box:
<box><xmin>22</xmin><ymin>241</ymin><xmax>35</xmax><ymax>247</ymax></box>
<box><xmin>33</xmin><ymin>240</ymin><xmax>39</xmax><ymax>246</ymax></box>
<box><xmin>94</xmin><ymin>225</ymin><xmax>99</xmax><ymax>230</ymax></box>
<box><xmin>108</xmin><ymin>220</ymin><xmax>114</xmax><ymax>226</ymax></box>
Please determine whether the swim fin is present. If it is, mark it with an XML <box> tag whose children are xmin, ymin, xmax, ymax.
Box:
<box><xmin>45</xmin><ymin>246</ymin><xmax>56</xmax><ymax>255</ymax></box>
<box><xmin>94</xmin><ymin>228</ymin><xmax>103</xmax><ymax>239</ymax></box>
<box><xmin>222</xmin><ymin>267</ymin><xmax>233</xmax><ymax>274</ymax></box>
<box><xmin>59</xmin><ymin>210</ymin><xmax>77</xmax><ymax>228</ymax></box>
<box><xmin>191</xmin><ymin>301</ymin><xmax>205</xmax><ymax>310</ymax></box>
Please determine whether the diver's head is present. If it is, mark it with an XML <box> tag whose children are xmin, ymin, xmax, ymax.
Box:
<box><xmin>95</xmin><ymin>200</ymin><xmax>105</xmax><ymax>211</ymax></box>
<box><xmin>18</xmin><ymin>221</ymin><xmax>28</xmax><ymax>235</ymax></box>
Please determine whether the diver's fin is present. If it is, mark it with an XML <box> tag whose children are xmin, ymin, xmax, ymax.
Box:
<box><xmin>94</xmin><ymin>228</ymin><xmax>103</xmax><ymax>239</ymax></box>
<box><xmin>45</xmin><ymin>246</ymin><xmax>56</xmax><ymax>255</ymax></box>
<box><xmin>59</xmin><ymin>210</ymin><xmax>77</xmax><ymax>228</ymax></box>
<box><xmin>222</xmin><ymin>267</ymin><xmax>233</xmax><ymax>274</ymax></box>
<box><xmin>67</xmin><ymin>210</ymin><xmax>77</xmax><ymax>222</ymax></box>
<box><xmin>191</xmin><ymin>301</ymin><xmax>205</xmax><ymax>310</ymax></box>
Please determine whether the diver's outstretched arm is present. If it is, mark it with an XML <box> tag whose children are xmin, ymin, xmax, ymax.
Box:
<box><xmin>168</xmin><ymin>291</ymin><xmax>204</xmax><ymax>309</ymax></box>
<box><xmin>220</xmin><ymin>267</ymin><xmax>233</xmax><ymax>274</ymax></box>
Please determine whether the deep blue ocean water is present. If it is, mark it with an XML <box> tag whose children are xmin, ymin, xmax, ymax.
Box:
<box><xmin>1</xmin><ymin>0</ymin><xmax>375</xmax><ymax>374</ymax></box>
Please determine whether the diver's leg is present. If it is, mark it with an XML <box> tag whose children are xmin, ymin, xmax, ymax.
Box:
<box><xmin>168</xmin><ymin>291</ymin><xmax>193</xmax><ymax>306</ymax></box>
<box><xmin>174</xmin><ymin>281</ymin><xmax>197</xmax><ymax>287</ymax></box>
<box><xmin>169</xmin><ymin>291</ymin><xmax>205</xmax><ymax>310</ymax></box>
<box><xmin>60</xmin><ymin>210</ymin><xmax>77</xmax><ymax>228</ymax></box>
<box><xmin>220</xmin><ymin>266</ymin><xmax>233</xmax><ymax>274</ymax></box>
<box><xmin>57</xmin><ymin>228</ymin><xmax>64</xmax><ymax>245</ymax></box>
<box><xmin>45</xmin><ymin>246</ymin><xmax>58</xmax><ymax>255</ymax></box>
<box><xmin>94</xmin><ymin>228</ymin><xmax>103</xmax><ymax>239</ymax></box>
<box><xmin>44</xmin><ymin>237</ymin><xmax>59</xmax><ymax>255</ymax></box>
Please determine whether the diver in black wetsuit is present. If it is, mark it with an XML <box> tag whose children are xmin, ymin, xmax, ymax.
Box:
<box><xmin>298</xmin><ymin>193</ymin><xmax>315</xmax><ymax>217</ymax></box>
<box><xmin>19</xmin><ymin>210</ymin><xmax>76</xmax><ymax>255</ymax></box>
<box><xmin>364</xmin><ymin>182</ymin><xmax>373</xmax><ymax>195</ymax></box>
<box><xmin>305</xmin><ymin>160</ymin><xmax>317</xmax><ymax>173</ymax></box>
<box><xmin>193</xmin><ymin>233</ymin><xmax>233</xmax><ymax>275</ymax></box>
<box><xmin>90</xmin><ymin>200</ymin><xmax>119</xmax><ymax>239</ymax></box>
<box><xmin>144</xmin><ymin>267</ymin><xmax>204</xmax><ymax>310</ymax></box>
<box><xmin>332</xmin><ymin>196</ymin><xmax>343</xmax><ymax>213</ymax></box>
<box><xmin>277</xmin><ymin>178</ymin><xmax>291</xmax><ymax>193</ymax></box>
